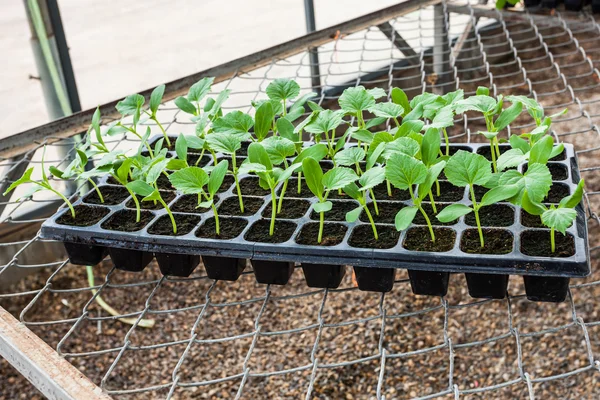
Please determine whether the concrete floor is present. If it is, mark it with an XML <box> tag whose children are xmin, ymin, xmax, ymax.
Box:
<box><xmin>0</xmin><ymin>0</ymin><xmax>396</xmax><ymax>138</ymax></box>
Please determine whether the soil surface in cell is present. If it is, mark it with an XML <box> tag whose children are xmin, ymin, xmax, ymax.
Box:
<box><xmin>156</xmin><ymin>174</ymin><xmax>174</xmax><ymax>190</ymax></box>
<box><xmin>56</xmin><ymin>205</ymin><xmax>109</xmax><ymax>227</ymax></box>
<box><xmin>521</xmin><ymin>210</ymin><xmax>545</xmax><ymax>228</ymax></box>
<box><xmin>549</xmin><ymin>148</ymin><xmax>566</xmax><ymax>161</ymax></box>
<box><xmin>281</xmin><ymin>179</ymin><xmax>314</xmax><ymax>198</ymax></box>
<box><xmin>348</xmin><ymin>224</ymin><xmax>399</xmax><ymax>249</ymax></box>
<box><xmin>245</xmin><ymin>220</ymin><xmax>297</xmax><ymax>243</ymax></box>
<box><xmin>465</xmin><ymin>204</ymin><xmax>514</xmax><ymax>227</ymax></box>
<box><xmin>296</xmin><ymin>222</ymin><xmax>347</xmax><ymax>246</ymax></box>
<box><xmin>521</xmin><ymin>230</ymin><xmax>575</xmax><ymax>257</ymax></box>
<box><xmin>461</xmin><ymin>228</ymin><xmax>513</xmax><ymax>254</ymax></box>
<box><xmin>359</xmin><ymin>202</ymin><xmax>404</xmax><ymax>224</ymax></box>
<box><xmin>546</xmin><ymin>183</ymin><xmax>570</xmax><ymax>203</ymax></box>
<box><xmin>150</xmin><ymin>136</ymin><xmax>178</xmax><ymax>150</ymax></box>
<box><xmin>148</xmin><ymin>214</ymin><xmax>200</xmax><ymax>236</ymax></box>
<box><xmin>219</xmin><ymin>196</ymin><xmax>264</xmax><ymax>216</ymax></box>
<box><xmin>239</xmin><ymin>177</ymin><xmax>270</xmax><ymax>196</ymax></box>
<box><xmin>237</xmin><ymin>141</ymin><xmax>250</xmax><ymax>156</ymax></box>
<box><xmin>196</xmin><ymin>217</ymin><xmax>248</xmax><ymax>240</ymax></box>
<box><xmin>101</xmin><ymin>210</ymin><xmax>154</xmax><ymax>232</ymax></box>
<box><xmin>476</xmin><ymin>145</ymin><xmax>511</xmax><ymax>161</ymax></box>
<box><xmin>172</xmin><ymin>194</ymin><xmax>219</xmax><ymax>213</ymax></box>
<box><xmin>126</xmin><ymin>191</ymin><xmax>176</xmax><ymax>210</ymax></box>
<box><xmin>447</xmin><ymin>145</ymin><xmax>473</xmax><ymax>156</ymax></box>
<box><xmin>371</xmin><ymin>182</ymin><xmax>411</xmax><ymax>200</ymax></box>
<box><xmin>262</xmin><ymin>199</ymin><xmax>310</xmax><ymax>219</ymax></box>
<box><xmin>473</xmin><ymin>185</ymin><xmax>489</xmax><ymax>202</ymax></box>
<box><xmin>414</xmin><ymin>203</ymin><xmax>457</xmax><ymax>226</ymax></box>
<box><xmin>187</xmin><ymin>154</ymin><xmax>211</xmax><ymax>167</ymax></box>
<box><xmin>430</xmin><ymin>181</ymin><xmax>465</xmax><ymax>202</ymax></box>
<box><xmin>218</xmin><ymin>175</ymin><xmax>235</xmax><ymax>193</ymax></box>
<box><xmin>403</xmin><ymin>227</ymin><xmax>456</xmax><ymax>252</ymax></box>
<box><xmin>84</xmin><ymin>186</ymin><xmax>129</xmax><ymax>205</ymax></box>
<box><xmin>310</xmin><ymin>200</ymin><xmax>359</xmax><ymax>222</ymax></box>
<box><xmin>524</xmin><ymin>162</ymin><xmax>568</xmax><ymax>181</ymax></box>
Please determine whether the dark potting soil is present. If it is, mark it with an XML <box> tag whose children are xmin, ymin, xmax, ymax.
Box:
<box><xmin>84</xmin><ymin>186</ymin><xmax>129</xmax><ymax>205</ymax></box>
<box><xmin>150</xmin><ymin>136</ymin><xmax>178</xmax><ymax>150</ymax></box>
<box><xmin>403</xmin><ymin>227</ymin><xmax>456</xmax><ymax>252</ymax></box>
<box><xmin>447</xmin><ymin>145</ymin><xmax>473</xmax><ymax>156</ymax></box>
<box><xmin>414</xmin><ymin>203</ymin><xmax>457</xmax><ymax>226</ymax></box>
<box><xmin>295</xmin><ymin>222</ymin><xmax>347</xmax><ymax>246</ymax></box>
<box><xmin>310</xmin><ymin>200</ymin><xmax>359</xmax><ymax>222</ymax></box>
<box><xmin>148</xmin><ymin>214</ymin><xmax>200</xmax><ymax>236</ymax></box>
<box><xmin>218</xmin><ymin>175</ymin><xmax>235</xmax><ymax>193</ymax></box>
<box><xmin>281</xmin><ymin>179</ymin><xmax>314</xmax><ymax>198</ymax></box>
<box><xmin>460</xmin><ymin>228</ymin><xmax>513</xmax><ymax>255</ymax></box>
<box><xmin>523</xmin><ymin>162</ymin><xmax>568</xmax><ymax>181</ymax></box>
<box><xmin>196</xmin><ymin>217</ymin><xmax>248</xmax><ymax>240</ymax></box>
<box><xmin>320</xmin><ymin>160</ymin><xmax>334</xmax><ymax>171</ymax></box>
<box><xmin>171</xmin><ymin>194</ymin><xmax>220</xmax><ymax>213</ymax></box>
<box><xmin>262</xmin><ymin>199</ymin><xmax>310</xmax><ymax>219</ymax></box>
<box><xmin>359</xmin><ymin>202</ymin><xmax>404</xmax><ymax>224</ymax></box>
<box><xmin>56</xmin><ymin>205</ymin><xmax>110</xmax><ymax>227</ymax></box>
<box><xmin>348</xmin><ymin>224</ymin><xmax>399</xmax><ymax>249</ymax></box>
<box><xmin>126</xmin><ymin>191</ymin><xmax>176</xmax><ymax>210</ymax></box>
<box><xmin>187</xmin><ymin>154</ymin><xmax>211</xmax><ymax>167</ymax></box>
<box><xmin>237</xmin><ymin>141</ymin><xmax>250</xmax><ymax>156</ymax></box>
<box><xmin>465</xmin><ymin>204</ymin><xmax>515</xmax><ymax>227</ymax></box>
<box><xmin>546</xmin><ymin>183</ymin><xmax>570</xmax><ymax>203</ymax></box>
<box><xmin>432</xmin><ymin>181</ymin><xmax>465</xmax><ymax>202</ymax></box>
<box><xmin>245</xmin><ymin>219</ymin><xmax>297</xmax><ymax>243</ymax></box>
<box><xmin>520</xmin><ymin>230</ymin><xmax>575</xmax><ymax>257</ymax></box>
<box><xmin>476</xmin><ymin>145</ymin><xmax>511</xmax><ymax>161</ymax></box>
<box><xmin>549</xmin><ymin>148</ymin><xmax>566</xmax><ymax>161</ymax></box>
<box><xmin>157</xmin><ymin>174</ymin><xmax>174</xmax><ymax>190</ymax></box>
<box><xmin>101</xmin><ymin>209</ymin><xmax>154</xmax><ymax>232</ymax></box>
<box><xmin>328</xmin><ymin>189</ymin><xmax>353</xmax><ymax>200</ymax></box>
<box><xmin>218</xmin><ymin>155</ymin><xmax>247</xmax><ymax>166</ymax></box>
<box><xmin>520</xmin><ymin>209</ymin><xmax>544</xmax><ymax>228</ymax></box>
<box><xmin>473</xmin><ymin>185</ymin><xmax>489</xmax><ymax>202</ymax></box>
<box><xmin>371</xmin><ymin>182</ymin><xmax>411</xmax><ymax>200</ymax></box>
<box><xmin>219</xmin><ymin>196</ymin><xmax>264</xmax><ymax>216</ymax></box>
<box><xmin>106</xmin><ymin>176</ymin><xmax>120</xmax><ymax>185</ymax></box>
<box><xmin>239</xmin><ymin>177</ymin><xmax>270</xmax><ymax>196</ymax></box>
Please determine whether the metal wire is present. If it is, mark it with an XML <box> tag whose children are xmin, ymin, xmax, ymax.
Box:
<box><xmin>2</xmin><ymin>1</ymin><xmax>600</xmax><ymax>398</ymax></box>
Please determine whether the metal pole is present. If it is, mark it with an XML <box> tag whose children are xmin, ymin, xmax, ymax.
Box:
<box><xmin>433</xmin><ymin>2</ymin><xmax>450</xmax><ymax>94</ymax></box>
<box><xmin>304</xmin><ymin>0</ymin><xmax>322</xmax><ymax>95</ymax></box>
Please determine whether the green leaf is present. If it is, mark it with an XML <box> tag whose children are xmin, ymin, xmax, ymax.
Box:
<box><xmin>142</xmin><ymin>189</ymin><xmax>161</xmax><ymax>203</ymax></box>
<box><xmin>266</xmin><ymin>79</ymin><xmax>300</xmax><ymax>101</ymax></box>
<box><xmin>366</xmin><ymin>142</ymin><xmax>386</xmax><ymax>170</ymax></box>
<box><xmin>175</xmin><ymin>135</ymin><xmax>187</xmax><ymax>161</ymax></box>
<box><xmin>254</xmin><ymin>101</ymin><xmax>274</xmax><ymax>141</ymax></box>
<box><xmin>382</xmin><ymin>137</ymin><xmax>420</xmax><ymax>160</ymax></box>
<box><xmin>497</xmin><ymin>148</ymin><xmax>527</xmax><ymax>171</ymax></box>
<box><xmin>248</xmin><ymin>142</ymin><xmax>273</xmax><ymax>170</ymax></box>
<box><xmin>368</xmin><ymin>132</ymin><xmax>394</xmax><ymax>159</ymax></box>
<box><xmin>188</xmin><ymin>77</ymin><xmax>214</xmax><ymax>103</ymax></box>
<box><xmin>262</xmin><ymin>136</ymin><xmax>296</xmax><ymax>165</ymax></box>
<box><xmin>417</xmin><ymin>161</ymin><xmax>446</xmax><ymax>201</ymax></box>
<box><xmin>542</xmin><ymin>207</ymin><xmax>577</xmax><ymax>234</ymax></box>
<box><xmin>442</xmin><ymin>89</ymin><xmax>464</xmax><ymax>105</ymax></box>
<box><xmin>212</xmin><ymin>111</ymin><xmax>254</xmax><ymax>135</ymax></box>
<box><xmin>550</xmin><ymin>144</ymin><xmax>564</xmax><ymax>160</ymax></box>
<box><xmin>150</xmin><ymin>85</ymin><xmax>165</xmax><ymax>116</ymax></box>
<box><xmin>421</xmin><ymin>127</ymin><xmax>441</xmax><ymax>167</ymax></box>
<box><xmin>302</xmin><ymin>158</ymin><xmax>324</xmax><ymax>199</ymax></box>
<box><xmin>391</xmin><ymin>87</ymin><xmax>411</xmax><ymax>116</ymax></box>
<box><xmin>294</xmin><ymin>111</ymin><xmax>318</xmax><ymax>134</ymax></box>
<box><xmin>367</xmin><ymin>88</ymin><xmax>387</xmax><ymax>99</ymax></box>
<box><xmin>437</xmin><ymin>203</ymin><xmax>472</xmax><ymax>223</ymax></box>
<box><xmin>334</xmin><ymin>147</ymin><xmax>365</xmax><ymax>166</ymax></box>
<box><xmin>368</xmin><ymin>102</ymin><xmax>403</xmax><ymax>119</ymax></box>
<box><xmin>294</xmin><ymin>143</ymin><xmax>328</xmax><ymax>163</ymax></box>
<box><xmin>208</xmin><ymin>89</ymin><xmax>231</xmax><ymax>117</ymax></box>
<box><xmin>207</xmin><ymin>132</ymin><xmax>242</xmax><ymax>155</ymax></box>
<box><xmin>342</xmin><ymin>182</ymin><xmax>362</xmax><ymax>201</ymax></box>
<box><xmin>505</xmin><ymin>95</ymin><xmax>544</xmax><ymax>123</ymax></box>
<box><xmin>521</xmin><ymin>190</ymin><xmax>547</xmax><ymax>216</ymax></box>
<box><xmin>197</xmin><ymin>199</ymin><xmax>213</xmax><ymax>209</ymax></box>
<box><xmin>126</xmin><ymin>180</ymin><xmax>155</xmax><ymax>197</ymax></box>
<box><xmin>339</xmin><ymin>86</ymin><xmax>376</xmax><ymax>114</ymax></box>
<box><xmin>3</xmin><ymin>167</ymin><xmax>34</xmax><ymax>195</ymax></box>
<box><xmin>146</xmin><ymin>158</ymin><xmax>169</xmax><ymax>184</ymax></box>
<box><xmin>175</xmin><ymin>96</ymin><xmax>197</xmax><ymax>115</ymax></box>
<box><xmin>395</xmin><ymin>120</ymin><xmax>424</xmax><ymax>138</ymax></box>
<box><xmin>208</xmin><ymin>160</ymin><xmax>229</xmax><ymax>196</ymax></box>
<box><xmin>494</xmin><ymin>101</ymin><xmax>522</xmax><ymax>131</ymax></box>
<box><xmin>454</xmin><ymin>95</ymin><xmax>497</xmax><ymax>115</ymax></box>
<box><xmin>444</xmin><ymin>150</ymin><xmax>492</xmax><ymax>187</ymax></box>
<box><xmin>476</xmin><ymin>87</ymin><xmax>490</xmax><ymax>96</ymax></box>
<box><xmin>290</xmin><ymin>92</ymin><xmax>317</xmax><ymax>113</ymax></box>
<box><xmin>276</xmin><ymin>118</ymin><xmax>298</xmax><ymax>142</ymax></box>
<box><xmin>358</xmin><ymin>166</ymin><xmax>385</xmax><ymax>191</ymax></box>
<box><xmin>166</xmin><ymin>159</ymin><xmax>188</xmax><ymax>170</ymax></box>
<box><xmin>351</xmin><ymin>129</ymin><xmax>374</xmax><ymax>143</ymax></box>
<box><xmin>385</xmin><ymin>153</ymin><xmax>427</xmax><ymax>190</ymax></box>
<box><xmin>307</xmin><ymin>101</ymin><xmax>323</xmax><ymax>112</ymax></box>
<box><xmin>428</xmin><ymin>105</ymin><xmax>454</xmax><ymax>129</ymax></box>
<box><xmin>116</xmin><ymin>94</ymin><xmax>145</xmax><ymax>115</ymax></box>
<box><xmin>510</xmin><ymin>134</ymin><xmax>530</xmax><ymax>154</ymax></box>
<box><xmin>498</xmin><ymin>163</ymin><xmax>552</xmax><ymax>203</ymax></box>
<box><xmin>479</xmin><ymin>184</ymin><xmax>521</xmax><ymax>207</ymax></box>
<box><xmin>304</xmin><ymin>110</ymin><xmax>344</xmax><ymax>134</ymax></box>
<box><xmin>313</xmin><ymin>201</ymin><xmax>333</xmax><ymax>213</ymax></box>
<box><xmin>480</xmin><ymin>131</ymin><xmax>498</xmax><ymax>140</ymax></box>
<box><xmin>168</xmin><ymin>167</ymin><xmax>209</xmax><ymax>194</ymax></box>
<box><xmin>323</xmin><ymin>167</ymin><xmax>359</xmax><ymax>191</ymax></box>
<box><xmin>49</xmin><ymin>166</ymin><xmax>64</xmax><ymax>179</ymax></box>
<box><xmin>560</xmin><ymin>179</ymin><xmax>585</xmax><ymax>209</ymax></box>
<box><xmin>277</xmin><ymin>163</ymin><xmax>301</xmax><ymax>183</ymax></box>
<box><xmin>345</xmin><ymin>206</ymin><xmax>362</xmax><ymax>222</ymax></box>
<box><xmin>365</xmin><ymin>117</ymin><xmax>387</xmax><ymax>129</ymax></box>
<box><xmin>395</xmin><ymin>206</ymin><xmax>418</xmax><ymax>231</ymax></box>
<box><xmin>529</xmin><ymin>135</ymin><xmax>554</xmax><ymax>165</ymax></box>
<box><xmin>184</xmin><ymin>135</ymin><xmax>205</xmax><ymax>150</ymax></box>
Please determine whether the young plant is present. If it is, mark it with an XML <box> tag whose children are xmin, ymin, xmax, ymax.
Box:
<box><xmin>302</xmin><ymin>158</ymin><xmax>358</xmax><ymax>243</ymax></box>
<box><xmin>304</xmin><ymin>109</ymin><xmax>345</xmax><ymax>158</ymax></box>
<box><xmin>338</xmin><ymin>86</ymin><xmax>379</xmax><ymax>129</ymax></box>
<box><xmin>265</xmin><ymin>78</ymin><xmax>301</xmax><ymax>118</ymax></box>
<box><xmin>343</xmin><ymin>166</ymin><xmax>386</xmax><ymax>239</ymax></box>
<box><xmin>497</xmin><ymin>132</ymin><xmax>564</xmax><ymax>171</ymax></box>
<box><xmin>290</xmin><ymin>143</ymin><xmax>328</xmax><ymax>195</ymax></box>
<box><xmin>168</xmin><ymin>160</ymin><xmax>229</xmax><ymax>235</ymax></box>
<box><xmin>240</xmin><ymin>143</ymin><xmax>300</xmax><ymax>236</ymax></box>
<box><xmin>261</xmin><ymin>136</ymin><xmax>297</xmax><ymax>213</ymax></box>
<box><xmin>4</xmin><ymin>147</ymin><xmax>76</xmax><ymax>218</ymax></box>
<box><xmin>127</xmin><ymin>180</ymin><xmax>177</xmax><ymax>233</ymax></box>
<box><xmin>385</xmin><ymin>154</ymin><xmax>445</xmax><ymax>242</ymax></box>
<box><xmin>521</xmin><ymin>180</ymin><xmax>585</xmax><ymax>253</ymax></box>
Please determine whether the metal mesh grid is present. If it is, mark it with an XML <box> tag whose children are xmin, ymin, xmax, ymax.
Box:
<box><xmin>2</xmin><ymin>1</ymin><xmax>600</xmax><ymax>398</ymax></box>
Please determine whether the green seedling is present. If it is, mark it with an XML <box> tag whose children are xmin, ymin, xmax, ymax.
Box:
<box><xmin>290</xmin><ymin>143</ymin><xmax>328</xmax><ymax>195</ymax></box>
<box><xmin>266</xmin><ymin>78</ymin><xmax>301</xmax><ymax>118</ymax></box>
<box><xmin>261</xmin><ymin>136</ymin><xmax>297</xmax><ymax>213</ymax></box>
<box><xmin>175</xmin><ymin>77</ymin><xmax>214</xmax><ymax>118</ymax></box>
<box><xmin>339</xmin><ymin>86</ymin><xmax>380</xmax><ymax>129</ymax></box>
<box><xmin>385</xmin><ymin>154</ymin><xmax>445</xmax><ymax>242</ymax></box>
<box><xmin>4</xmin><ymin>147</ymin><xmax>76</xmax><ymax>218</ymax></box>
<box><xmin>240</xmin><ymin>143</ymin><xmax>300</xmax><ymax>236</ymax></box>
<box><xmin>334</xmin><ymin>146</ymin><xmax>365</xmax><ymax>175</ymax></box>
<box><xmin>497</xmin><ymin>134</ymin><xmax>564</xmax><ymax>171</ymax></box>
<box><xmin>127</xmin><ymin>180</ymin><xmax>177</xmax><ymax>233</ymax></box>
<box><xmin>168</xmin><ymin>160</ymin><xmax>229</xmax><ymax>235</ymax></box>
<box><xmin>343</xmin><ymin>166</ymin><xmax>386</xmax><ymax>239</ymax></box>
<box><xmin>304</xmin><ymin>109</ymin><xmax>345</xmax><ymax>158</ymax></box>
<box><xmin>302</xmin><ymin>158</ymin><xmax>358</xmax><ymax>243</ymax></box>
<box><xmin>420</xmin><ymin>127</ymin><xmax>444</xmax><ymax>210</ymax></box>
<box><xmin>521</xmin><ymin>180</ymin><xmax>585</xmax><ymax>253</ymax></box>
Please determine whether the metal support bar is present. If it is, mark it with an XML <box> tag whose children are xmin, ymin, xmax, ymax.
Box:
<box><xmin>304</xmin><ymin>0</ymin><xmax>321</xmax><ymax>95</ymax></box>
<box><xmin>433</xmin><ymin>3</ymin><xmax>450</xmax><ymax>94</ymax></box>
<box><xmin>377</xmin><ymin>21</ymin><xmax>421</xmax><ymax>66</ymax></box>
<box><xmin>0</xmin><ymin>0</ymin><xmax>441</xmax><ymax>159</ymax></box>
<box><xmin>0</xmin><ymin>306</ymin><xmax>112</xmax><ymax>400</ymax></box>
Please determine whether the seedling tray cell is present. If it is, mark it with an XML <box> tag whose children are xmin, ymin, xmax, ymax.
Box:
<box><xmin>40</xmin><ymin>143</ymin><xmax>590</xmax><ymax>302</ymax></box>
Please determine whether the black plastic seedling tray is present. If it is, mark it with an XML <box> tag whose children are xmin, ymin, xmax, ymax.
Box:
<box><xmin>40</xmin><ymin>142</ymin><xmax>590</xmax><ymax>302</ymax></box>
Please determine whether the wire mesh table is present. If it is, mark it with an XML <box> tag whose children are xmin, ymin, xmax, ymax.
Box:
<box><xmin>2</xmin><ymin>0</ymin><xmax>600</xmax><ymax>398</ymax></box>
